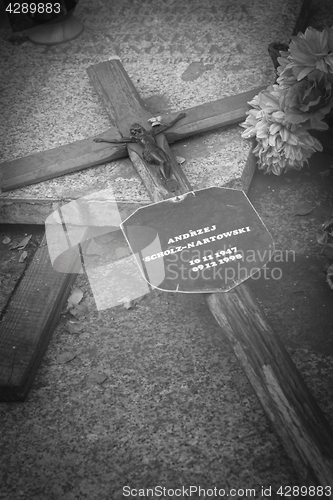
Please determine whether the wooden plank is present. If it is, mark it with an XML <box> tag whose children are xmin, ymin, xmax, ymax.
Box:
<box><xmin>0</xmin><ymin>233</ymin><xmax>82</xmax><ymax>401</ymax></box>
<box><xmin>159</xmin><ymin>90</ymin><xmax>266</xmax><ymax>143</ymax></box>
<box><xmin>0</xmin><ymin>198</ymin><xmax>148</xmax><ymax>225</ymax></box>
<box><xmin>207</xmin><ymin>287</ymin><xmax>333</xmax><ymax>488</ymax></box>
<box><xmin>0</xmin><ymin>84</ymin><xmax>265</xmax><ymax>192</ymax></box>
<box><xmin>0</xmin><ymin>127</ymin><xmax>127</xmax><ymax>193</ymax></box>
<box><xmin>241</xmin><ymin>139</ymin><xmax>257</xmax><ymax>194</ymax></box>
<box><xmin>88</xmin><ymin>58</ymin><xmax>333</xmax><ymax>490</ymax></box>
<box><xmin>292</xmin><ymin>0</ymin><xmax>316</xmax><ymax>35</ymax></box>
<box><xmin>0</xmin><ymin>194</ymin><xmax>148</xmax><ymax>400</ymax></box>
<box><xmin>0</xmin><ymin>198</ymin><xmax>58</xmax><ymax>225</ymax></box>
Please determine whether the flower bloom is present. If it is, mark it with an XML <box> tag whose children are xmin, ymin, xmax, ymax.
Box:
<box><xmin>251</xmin><ymin>126</ymin><xmax>323</xmax><ymax>175</ymax></box>
<box><xmin>240</xmin><ymin>85</ymin><xmax>324</xmax><ymax>175</ymax></box>
<box><xmin>241</xmin><ymin>27</ymin><xmax>333</xmax><ymax>175</ymax></box>
<box><xmin>284</xmin><ymin>70</ymin><xmax>332</xmax><ymax>129</ymax></box>
<box><xmin>277</xmin><ymin>27</ymin><xmax>333</xmax><ymax>87</ymax></box>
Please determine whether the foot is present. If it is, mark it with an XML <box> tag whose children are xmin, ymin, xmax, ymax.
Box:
<box><xmin>165</xmin><ymin>178</ymin><xmax>178</xmax><ymax>192</ymax></box>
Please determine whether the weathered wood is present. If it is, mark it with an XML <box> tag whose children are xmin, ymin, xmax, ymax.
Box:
<box><xmin>87</xmin><ymin>58</ymin><xmax>193</xmax><ymax>200</ymax></box>
<box><xmin>0</xmin><ymin>83</ymin><xmax>265</xmax><ymax>192</ymax></box>
<box><xmin>0</xmin><ymin>234</ymin><xmax>80</xmax><ymax>401</ymax></box>
<box><xmin>0</xmin><ymin>198</ymin><xmax>60</xmax><ymax>225</ymax></box>
<box><xmin>207</xmin><ymin>288</ymin><xmax>333</xmax><ymax>488</ymax></box>
<box><xmin>158</xmin><ymin>92</ymin><xmax>265</xmax><ymax>144</ymax></box>
<box><xmin>0</xmin><ymin>194</ymin><xmax>150</xmax><ymax>401</ymax></box>
<box><xmin>0</xmin><ymin>127</ymin><xmax>126</xmax><ymax>193</ymax></box>
<box><xmin>241</xmin><ymin>139</ymin><xmax>257</xmax><ymax>194</ymax></box>
<box><xmin>0</xmin><ymin>198</ymin><xmax>147</xmax><ymax>225</ymax></box>
<box><xmin>88</xmin><ymin>58</ymin><xmax>333</xmax><ymax>491</ymax></box>
<box><xmin>0</xmin><ymin>143</ymin><xmax>257</xmax><ymax>225</ymax></box>
<box><xmin>292</xmin><ymin>0</ymin><xmax>316</xmax><ymax>35</ymax></box>
<box><xmin>126</xmin><ymin>135</ymin><xmax>193</xmax><ymax>203</ymax></box>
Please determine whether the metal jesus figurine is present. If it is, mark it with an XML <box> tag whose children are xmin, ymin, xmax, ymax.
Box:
<box><xmin>94</xmin><ymin>112</ymin><xmax>186</xmax><ymax>191</ymax></box>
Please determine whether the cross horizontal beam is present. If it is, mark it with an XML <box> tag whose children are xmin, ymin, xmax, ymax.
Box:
<box><xmin>0</xmin><ymin>85</ymin><xmax>265</xmax><ymax>193</ymax></box>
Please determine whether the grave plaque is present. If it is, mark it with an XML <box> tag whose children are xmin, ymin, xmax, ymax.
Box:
<box><xmin>120</xmin><ymin>187</ymin><xmax>274</xmax><ymax>293</ymax></box>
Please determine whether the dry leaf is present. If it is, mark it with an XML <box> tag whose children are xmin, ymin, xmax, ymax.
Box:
<box><xmin>322</xmin><ymin>244</ymin><xmax>333</xmax><ymax>259</ymax></box>
<box><xmin>69</xmin><ymin>303</ymin><xmax>89</xmax><ymax>318</ymax></box>
<box><xmin>56</xmin><ymin>351</ymin><xmax>76</xmax><ymax>364</ymax></box>
<box><xmin>10</xmin><ymin>234</ymin><xmax>32</xmax><ymax>250</ymax></box>
<box><xmin>322</xmin><ymin>217</ymin><xmax>333</xmax><ymax>233</ymax></box>
<box><xmin>119</xmin><ymin>297</ymin><xmax>135</xmax><ymax>309</ymax></box>
<box><xmin>88</xmin><ymin>372</ymin><xmax>107</xmax><ymax>385</ymax></box>
<box><xmin>327</xmin><ymin>264</ymin><xmax>333</xmax><ymax>290</ymax></box>
<box><xmin>316</xmin><ymin>228</ymin><xmax>327</xmax><ymax>246</ymax></box>
<box><xmin>65</xmin><ymin>321</ymin><xmax>83</xmax><ymax>334</ymax></box>
<box><xmin>293</xmin><ymin>203</ymin><xmax>314</xmax><ymax>216</ymax></box>
<box><xmin>67</xmin><ymin>288</ymin><xmax>84</xmax><ymax>309</ymax></box>
<box><xmin>317</xmin><ymin>219</ymin><xmax>333</xmax><ymax>258</ymax></box>
<box><xmin>2</xmin><ymin>236</ymin><xmax>11</xmax><ymax>244</ymax></box>
<box><xmin>18</xmin><ymin>250</ymin><xmax>28</xmax><ymax>262</ymax></box>
<box><xmin>123</xmin><ymin>301</ymin><xmax>134</xmax><ymax>309</ymax></box>
<box><xmin>124</xmin><ymin>300</ymin><xmax>134</xmax><ymax>309</ymax></box>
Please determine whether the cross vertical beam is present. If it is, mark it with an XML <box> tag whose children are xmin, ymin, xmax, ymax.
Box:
<box><xmin>87</xmin><ymin>58</ymin><xmax>333</xmax><ymax>490</ymax></box>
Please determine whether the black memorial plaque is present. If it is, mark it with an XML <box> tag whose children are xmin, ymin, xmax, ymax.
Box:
<box><xmin>120</xmin><ymin>187</ymin><xmax>274</xmax><ymax>293</ymax></box>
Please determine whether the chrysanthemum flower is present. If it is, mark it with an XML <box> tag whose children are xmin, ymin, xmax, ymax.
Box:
<box><xmin>251</xmin><ymin>127</ymin><xmax>323</xmax><ymax>175</ymax></box>
<box><xmin>241</xmin><ymin>28</ymin><xmax>333</xmax><ymax>175</ymax></box>
<box><xmin>284</xmin><ymin>70</ymin><xmax>332</xmax><ymax>129</ymax></box>
<box><xmin>240</xmin><ymin>84</ymin><xmax>324</xmax><ymax>174</ymax></box>
<box><xmin>277</xmin><ymin>27</ymin><xmax>333</xmax><ymax>87</ymax></box>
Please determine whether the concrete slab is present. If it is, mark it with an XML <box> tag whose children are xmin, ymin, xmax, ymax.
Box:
<box><xmin>0</xmin><ymin>0</ymin><xmax>303</xmax><ymax>215</ymax></box>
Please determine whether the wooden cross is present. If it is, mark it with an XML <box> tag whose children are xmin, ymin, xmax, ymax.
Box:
<box><xmin>1</xmin><ymin>56</ymin><xmax>333</xmax><ymax>489</ymax></box>
<box><xmin>89</xmin><ymin>58</ymin><xmax>333</xmax><ymax>488</ymax></box>
<box><xmin>0</xmin><ymin>75</ymin><xmax>263</xmax><ymax>193</ymax></box>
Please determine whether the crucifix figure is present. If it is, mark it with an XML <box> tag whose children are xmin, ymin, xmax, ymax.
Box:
<box><xmin>94</xmin><ymin>112</ymin><xmax>186</xmax><ymax>192</ymax></box>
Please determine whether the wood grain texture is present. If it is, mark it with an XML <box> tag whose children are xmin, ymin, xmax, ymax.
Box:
<box><xmin>88</xmin><ymin>58</ymin><xmax>333</xmax><ymax>491</ymax></box>
<box><xmin>292</xmin><ymin>0</ymin><xmax>316</xmax><ymax>35</ymax></box>
<box><xmin>241</xmin><ymin>139</ymin><xmax>257</xmax><ymax>194</ymax></box>
<box><xmin>0</xmin><ymin>198</ymin><xmax>59</xmax><ymax>225</ymax></box>
<box><xmin>207</xmin><ymin>288</ymin><xmax>333</xmax><ymax>488</ymax></box>
<box><xmin>0</xmin><ymin>127</ymin><xmax>126</xmax><ymax>193</ymax></box>
<box><xmin>0</xmin><ymin>76</ymin><xmax>264</xmax><ymax>192</ymax></box>
<box><xmin>87</xmin><ymin>59</ymin><xmax>193</xmax><ymax>198</ymax></box>
<box><xmin>0</xmin><ymin>234</ymin><xmax>80</xmax><ymax>401</ymax></box>
<box><xmin>87</xmin><ymin>59</ymin><xmax>151</xmax><ymax>134</ymax></box>
<box><xmin>0</xmin><ymin>198</ymin><xmax>148</xmax><ymax>225</ymax></box>
<box><xmin>161</xmin><ymin>87</ymin><xmax>266</xmax><ymax>143</ymax></box>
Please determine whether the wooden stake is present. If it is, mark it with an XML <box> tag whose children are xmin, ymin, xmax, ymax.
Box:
<box><xmin>0</xmin><ymin>234</ymin><xmax>80</xmax><ymax>401</ymax></box>
<box><xmin>207</xmin><ymin>286</ymin><xmax>333</xmax><ymax>488</ymax></box>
